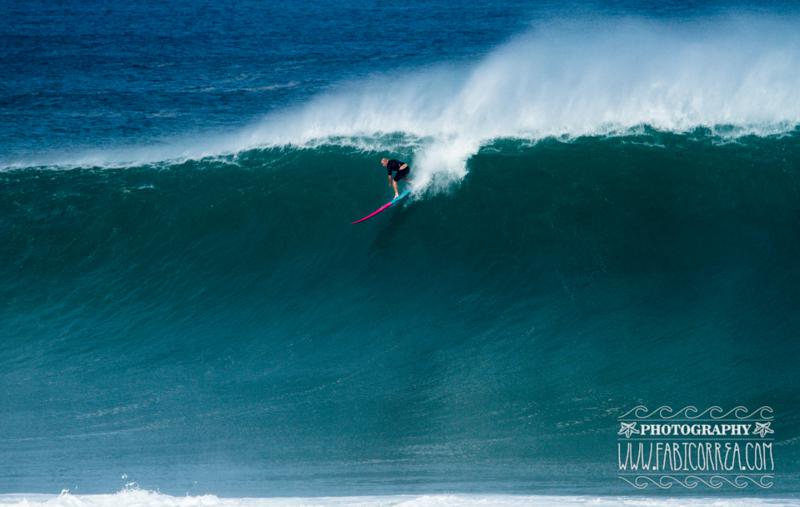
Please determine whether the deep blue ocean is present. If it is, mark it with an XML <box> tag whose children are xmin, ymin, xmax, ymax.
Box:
<box><xmin>2</xmin><ymin>0</ymin><xmax>800</xmax><ymax>504</ymax></box>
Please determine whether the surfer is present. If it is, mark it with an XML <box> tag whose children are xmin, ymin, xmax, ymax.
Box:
<box><xmin>381</xmin><ymin>158</ymin><xmax>409</xmax><ymax>199</ymax></box>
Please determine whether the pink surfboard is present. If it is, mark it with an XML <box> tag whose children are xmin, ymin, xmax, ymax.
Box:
<box><xmin>352</xmin><ymin>190</ymin><xmax>411</xmax><ymax>224</ymax></box>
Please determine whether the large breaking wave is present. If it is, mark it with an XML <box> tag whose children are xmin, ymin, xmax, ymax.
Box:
<box><xmin>3</xmin><ymin>12</ymin><xmax>800</xmax><ymax>498</ymax></box>
<box><xmin>2</xmin><ymin>133</ymin><xmax>800</xmax><ymax>494</ymax></box>
<box><xmin>5</xmin><ymin>14</ymin><xmax>800</xmax><ymax>189</ymax></box>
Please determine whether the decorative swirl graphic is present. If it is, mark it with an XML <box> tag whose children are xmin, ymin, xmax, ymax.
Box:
<box><xmin>619</xmin><ymin>475</ymin><xmax>774</xmax><ymax>489</ymax></box>
<box><xmin>618</xmin><ymin>405</ymin><xmax>773</xmax><ymax>421</ymax></box>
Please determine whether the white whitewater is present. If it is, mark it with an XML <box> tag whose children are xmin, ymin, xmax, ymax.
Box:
<box><xmin>2</xmin><ymin>491</ymin><xmax>799</xmax><ymax>507</ymax></box>
<box><xmin>6</xmin><ymin>14</ymin><xmax>800</xmax><ymax>188</ymax></box>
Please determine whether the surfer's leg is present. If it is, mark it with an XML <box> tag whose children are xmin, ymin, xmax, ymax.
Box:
<box><xmin>393</xmin><ymin>168</ymin><xmax>408</xmax><ymax>197</ymax></box>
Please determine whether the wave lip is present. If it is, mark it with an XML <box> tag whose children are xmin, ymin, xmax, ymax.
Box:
<box><xmin>234</xmin><ymin>14</ymin><xmax>800</xmax><ymax>188</ymax></box>
<box><xmin>4</xmin><ymin>14</ymin><xmax>800</xmax><ymax>184</ymax></box>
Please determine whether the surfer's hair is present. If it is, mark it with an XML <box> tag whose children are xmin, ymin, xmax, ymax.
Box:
<box><xmin>381</xmin><ymin>158</ymin><xmax>388</xmax><ymax>164</ymax></box>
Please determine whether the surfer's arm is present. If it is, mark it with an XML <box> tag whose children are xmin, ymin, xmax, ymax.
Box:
<box><xmin>391</xmin><ymin>179</ymin><xmax>399</xmax><ymax>197</ymax></box>
<box><xmin>399</xmin><ymin>163</ymin><xmax>408</xmax><ymax>170</ymax></box>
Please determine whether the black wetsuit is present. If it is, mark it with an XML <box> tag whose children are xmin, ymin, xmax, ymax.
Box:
<box><xmin>387</xmin><ymin>159</ymin><xmax>410</xmax><ymax>182</ymax></box>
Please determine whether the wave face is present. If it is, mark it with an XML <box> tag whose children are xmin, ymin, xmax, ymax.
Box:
<box><xmin>2</xmin><ymin>132</ymin><xmax>800</xmax><ymax>495</ymax></box>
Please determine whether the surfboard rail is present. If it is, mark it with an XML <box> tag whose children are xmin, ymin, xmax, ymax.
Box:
<box><xmin>351</xmin><ymin>190</ymin><xmax>410</xmax><ymax>224</ymax></box>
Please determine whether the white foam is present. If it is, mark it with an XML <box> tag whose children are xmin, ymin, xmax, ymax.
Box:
<box><xmin>5</xmin><ymin>14</ymin><xmax>800</xmax><ymax>184</ymax></box>
<box><xmin>242</xmin><ymin>15</ymin><xmax>800</xmax><ymax>189</ymax></box>
<box><xmin>1</xmin><ymin>491</ymin><xmax>798</xmax><ymax>507</ymax></box>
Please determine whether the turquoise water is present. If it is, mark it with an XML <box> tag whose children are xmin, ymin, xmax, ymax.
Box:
<box><xmin>2</xmin><ymin>0</ymin><xmax>800</xmax><ymax>499</ymax></box>
<box><xmin>2</xmin><ymin>133</ymin><xmax>799</xmax><ymax>495</ymax></box>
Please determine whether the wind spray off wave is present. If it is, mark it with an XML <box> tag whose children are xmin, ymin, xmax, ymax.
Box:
<box><xmin>7</xmin><ymin>14</ymin><xmax>800</xmax><ymax>180</ymax></box>
<box><xmin>236</xmin><ymin>15</ymin><xmax>800</xmax><ymax>189</ymax></box>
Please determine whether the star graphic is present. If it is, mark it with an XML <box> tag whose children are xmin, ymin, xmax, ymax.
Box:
<box><xmin>618</xmin><ymin>422</ymin><xmax>639</xmax><ymax>438</ymax></box>
<box><xmin>753</xmin><ymin>421</ymin><xmax>774</xmax><ymax>438</ymax></box>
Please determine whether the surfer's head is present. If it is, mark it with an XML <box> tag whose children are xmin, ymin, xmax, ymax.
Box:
<box><xmin>380</xmin><ymin>158</ymin><xmax>388</xmax><ymax>167</ymax></box>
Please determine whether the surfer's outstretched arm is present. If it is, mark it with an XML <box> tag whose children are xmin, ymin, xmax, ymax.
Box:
<box><xmin>391</xmin><ymin>179</ymin><xmax>399</xmax><ymax>198</ymax></box>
